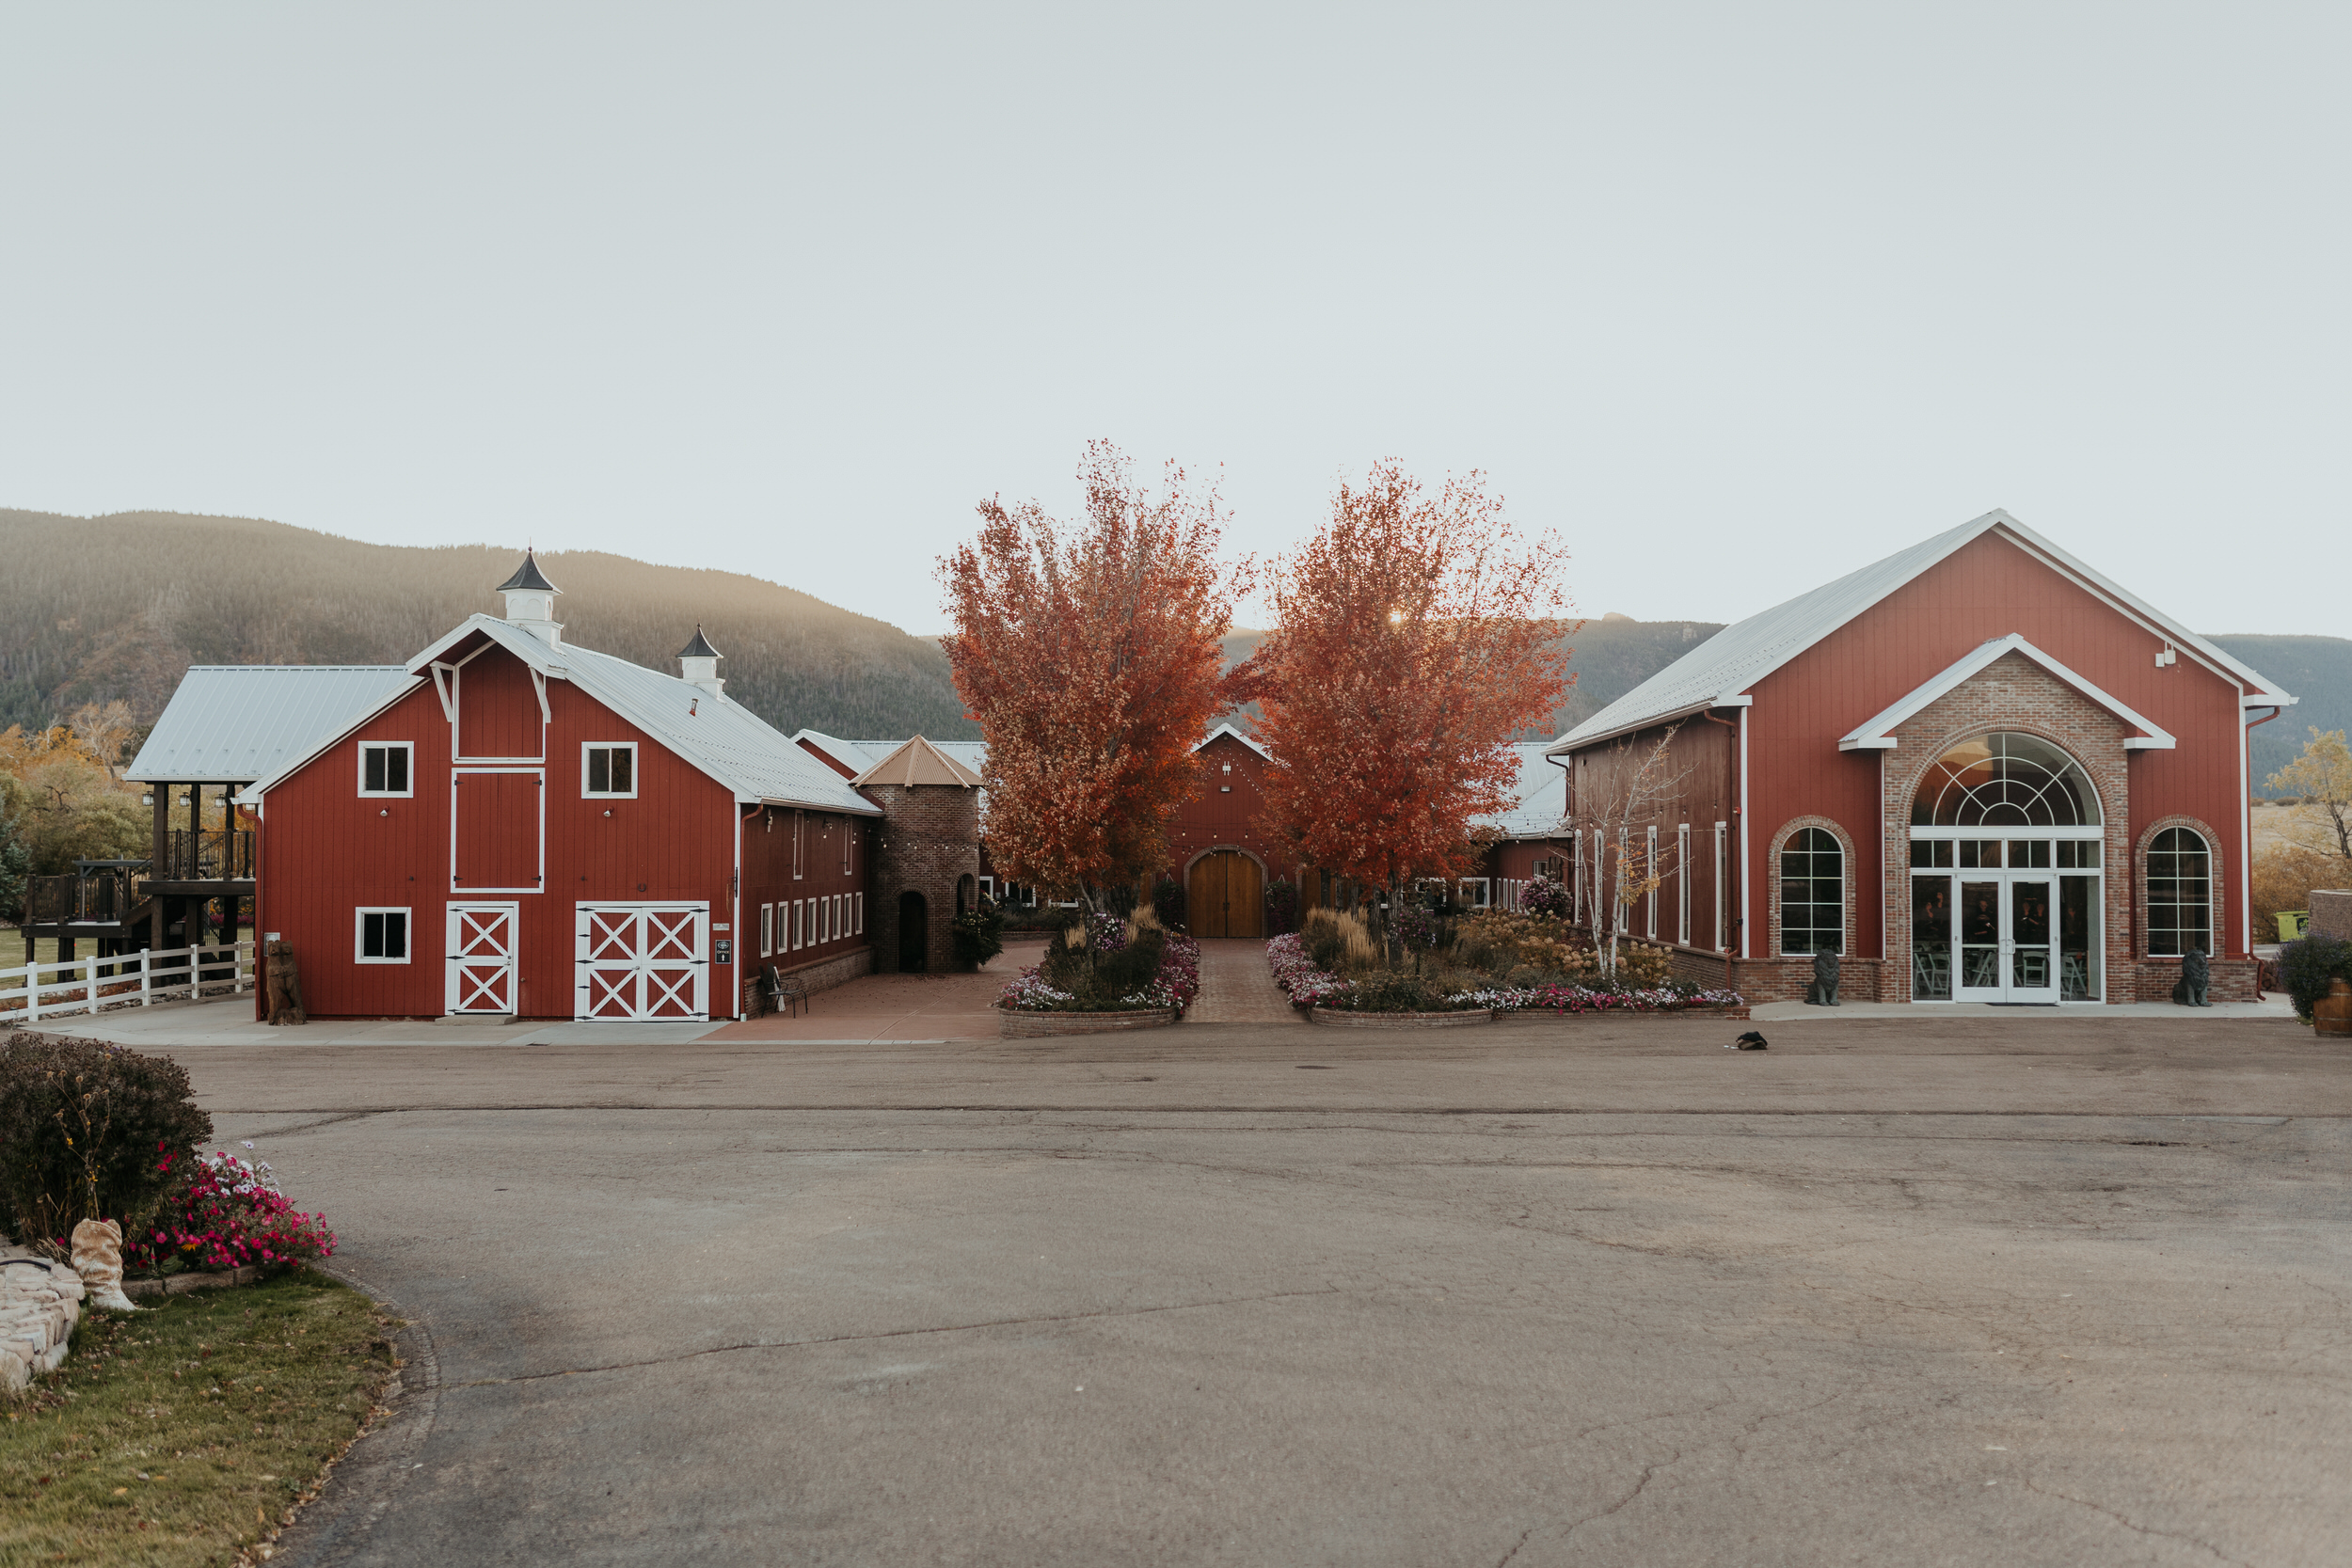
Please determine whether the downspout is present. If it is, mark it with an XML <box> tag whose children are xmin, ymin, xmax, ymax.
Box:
<box><xmin>2244</xmin><ymin>703</ymin><xmax>2282</xmax><ymax>959</ymax></box>
<box><xmin>1701</xmin><ymin>708</ymin><xmax>1741</xmax><ymax>974</ymax></box>
<box><xmin>737</xmin><ymin>803</ymin><xmax>758</xmax><ymax>1020</ymax></box>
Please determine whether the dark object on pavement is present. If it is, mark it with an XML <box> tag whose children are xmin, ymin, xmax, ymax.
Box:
<box><xmin>1805</xmin><ymin>949</ymin><xmax>1840</xmax><ymax>1006</ymax></box>
<box><xmin>2171</xmin><ymin>943</ymin><xmax>2211</xmax><ymax>1007</ymax></box>
<box><xmin>1730</xmin><ymin>1030</ymin><xmax>1769</xmax><ymax>1050</ymax></box>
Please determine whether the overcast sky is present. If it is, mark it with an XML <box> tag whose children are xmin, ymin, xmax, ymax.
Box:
<box><xmin>4</xmin><ymin>5</ymin><xmax>2344</xmax><ymax>637</ymax></box>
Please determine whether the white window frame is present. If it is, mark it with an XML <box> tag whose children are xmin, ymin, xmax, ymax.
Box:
<box><xmin>1645</xmin><ymin>827</ymin><xmax>1659</xmax><ymax>939</ymax></box>
<box><xmin>580</xmin><ymin>742</ymin><xmax>638</xmax><ymax>800</ymax></box>
<box><xmin>979</xmin><ymin>875</ymin><xmax>995</xmax><ymax>902</ymax></box>
<box><xmin>1456</xmin><ymin>878</ymin><xmax>1491</xmax><ymax>909</ymax></box>
<box><xmin>1714</xmin><ymin>823</ymin><xmax>1727</xmax><ymax>951</ymax></box>
<box><xmin>358</xmin><ymin>741</ymin><xmax>415</xmax><ymax>799</ymax></box>
<box><xmin>761</xmin><ymin>903</ymin><xmax>774</xmax><ymax>958</ymax></box>
<box><xmin>855</xmin><ymin>891</ymin><xmax>865</xmax><ymax>934</ymax></box>
<box><xmin>795</xmin><ymin>897</ymin><xmax>808</xmax><ymax>950</ymax></box>
<box><xmin>1677</xmin><ymin>824</ymin><xmax>1691</xmax><ymax>945</ymax></box>
<box><xmin>793</xmin><ymin>812</ymin><xmax>804</xmax><ymax>879</ymax></box>
<box><xmin>355</xmin><ymin>906</ymin><xmax>413</xmax><ymax>964</ymax></box>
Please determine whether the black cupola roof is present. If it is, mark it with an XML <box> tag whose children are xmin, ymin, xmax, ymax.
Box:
<box><xmin>497</xmin><ymin>549</ymin><xmax>560</xmax><ymax>594</ymax></box>
<box><xmin>678</xmin><ymin>624</ymin><xmax>722</xmax><ymax>659</ymax></box>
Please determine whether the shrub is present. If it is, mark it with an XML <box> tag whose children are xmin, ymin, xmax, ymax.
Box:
<box><xmin>125</xmin><ymin>1146</ymin><xmax>335</xmax><ymax>1276</ymax></box>
<box><xmin>2278</xmin><ymin>936</ymin><xmax>2352</xmax><ymax>1022</ymax></box>
<box><xmin>1264</xmin><ymin>877</ymin><xmax>1300</xmax><ymax>936</ymax></box>
<box><xmin>1340</xmin><ymin>969</ymin><xmax>1460</xmax><ymax>1013</ymax></box>
<box><xmin>1612</xmin><ymin>942</ymin><xmax>1675</xmax><ymax>988</ymax></box>
<box><xmin>1520</xmin><ymin>875</ymin><xmax>1572</xmax><ymax>920</ymax></box>
<box><xmin>951</xmin><ymin>900</ymin><xmax>1008</xmax><ymax>967</ymax></box>
<box><xmin>1304</xmin><ymin>907</ymin><xmax>1378</xmax><ymax>973</ymax></box>
<box><xmin>0</xmin><ymin>1032</ymin><xmax>212</xmax><ymax>1257</ymax></box>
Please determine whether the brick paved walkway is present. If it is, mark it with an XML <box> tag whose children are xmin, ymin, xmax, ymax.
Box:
<box><xmin>1186</xmin><ymin>936</ymin><xmax>1304</xmax><ymax>1024</ymax></box>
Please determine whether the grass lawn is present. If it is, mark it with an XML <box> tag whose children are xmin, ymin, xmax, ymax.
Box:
<box><xmin>0</xmin><ymin>1270</ymin><xmax>398</xmax><ymax>1566</ymax></box>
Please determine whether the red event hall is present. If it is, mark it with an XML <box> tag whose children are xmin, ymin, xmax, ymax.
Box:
<box><xmin>236</xmin><ymin>553</ymin><xmax>884</xmax><ymax>1021</ymax></box>
<box><xmin>1549</xmin><ymin>510</ymin><xmax>2296</xmax><ymax>1005</ymax></box>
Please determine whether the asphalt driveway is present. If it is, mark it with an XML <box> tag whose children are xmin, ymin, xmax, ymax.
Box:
<box><xmin>132</xmin><ymin>1008</ymin><xmax>2352</xmax><ymax>1566</ymax></box>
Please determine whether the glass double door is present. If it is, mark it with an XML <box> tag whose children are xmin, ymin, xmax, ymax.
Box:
<box><xmin>1954</xmin><ymin>877</ymin><xmax>2057</xmax><ymax>1002</ymax></box>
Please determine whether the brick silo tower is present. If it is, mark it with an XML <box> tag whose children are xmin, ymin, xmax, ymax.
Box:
<box><xmin>853</xmin><ymin>737</ymin><xmax>984</xmax><ymax>973</ymax></box>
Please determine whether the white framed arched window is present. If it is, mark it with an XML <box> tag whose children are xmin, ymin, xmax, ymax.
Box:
<box><xmin>1779</xmin><ymin>827</ymin><xmax>1844</xmax><ymax>956</ymax></box>
<box><xmin>2146</xmin><ymin>827</ymin><xmax>2212</xmax><ymax>957</ymax></box>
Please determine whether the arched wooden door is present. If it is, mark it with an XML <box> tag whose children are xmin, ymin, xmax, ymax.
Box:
<box><xmin>1187</xmin><ymin>850</ymin><xmax>1264</xmax><ymax>938</ymax></box>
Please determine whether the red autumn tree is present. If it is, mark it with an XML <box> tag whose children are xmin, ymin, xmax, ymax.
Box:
<box><xmin>938</xmin><ymin>441</ymin><xmax>1248</xmax><ymax>910</ymax></box>
<box><xmin>1246</xmin><ymin>460</ymin><xmax>1574</xmax><ymax>930</ymax></box>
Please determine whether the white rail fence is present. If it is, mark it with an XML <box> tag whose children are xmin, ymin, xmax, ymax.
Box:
<box><xmin>0</xmin><ymin>942</ymin><xmax>256</xmax><ymax>1023</ymax></box>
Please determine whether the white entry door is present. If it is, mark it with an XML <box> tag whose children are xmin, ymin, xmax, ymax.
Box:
<box><xmin>446</xmin><ymin>901</ymin><xmax>520</xmax><ymax>1014</ymax></box>
<box><xmin>575</xmin><ymin>902</ymin><xmax>709</xmax><ymax>1021</ymax></box>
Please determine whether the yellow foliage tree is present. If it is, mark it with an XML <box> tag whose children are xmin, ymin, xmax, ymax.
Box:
<box><xmin>2266</xmin><ymin>727</ymin><xmax>2352</xmax><ymax>862</ymax></box>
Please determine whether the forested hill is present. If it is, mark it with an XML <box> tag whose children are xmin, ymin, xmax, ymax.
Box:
<box><xmin>0</xmin><ymin>509</ymin><xmax>980</xmax><ymax>741</ymax></box>
<box><xmin>1216</xmin><ymin>615</ymin><xmax>1728</xmax><ymax>740</ymax></box>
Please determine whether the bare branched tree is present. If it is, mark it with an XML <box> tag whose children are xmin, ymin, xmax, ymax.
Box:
<box><xmin>1565</xmin><ymin>725</ymin><xmax>1692</xmax><ymax>977</ymax></box>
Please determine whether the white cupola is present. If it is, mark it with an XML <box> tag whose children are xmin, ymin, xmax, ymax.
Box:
<box><xmin>678</xmin><ymin>624</ymin><xmax>724</xmax><ymax>699</ymax></box>
<box><xmin>497</xmin><ymin>549</ymin><xmax>564</xmax><ymax>645</ymax></box>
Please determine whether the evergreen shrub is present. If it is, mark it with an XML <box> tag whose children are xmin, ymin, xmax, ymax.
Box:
<box><xmin>0</xmin><ymin>1032</ymin><xmax>212</xmax><ymax>1256</ymax></box>
<box><xmin>2278</xmin><ymin>936</ymin><xmax>2352</xmax><ymax>1022</ymax></box>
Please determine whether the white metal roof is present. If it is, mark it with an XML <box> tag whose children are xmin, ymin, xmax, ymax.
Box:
<box><xmin>126</xmin><ymin>666</ymin><xmax>412</xmax><ymax>784</ymax></box>
<box><xmin>1550</xmin><ymin>510</ymin><xmax>2296</xmax><ymax>753</ymax></box>
<box><xmin>240</xmin><ymin>616</ymin><xmax>879</xmax><ymax>814</ymax></box>
<box><xmin>1478</xmin><ymin>741</ymin><xmax>1567</xmax><ymax>840</ymax></box>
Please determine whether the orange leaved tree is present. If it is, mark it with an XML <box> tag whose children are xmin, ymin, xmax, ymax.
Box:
<box><xmin>938</xmin><ymin>442</ymin><xmax>1248</xmax><ymax>911</ymax></box>
<box><xmin>1247</xmin><ymin>460</ymin><xmax>1573</xmax><ymax>943</ymax></box>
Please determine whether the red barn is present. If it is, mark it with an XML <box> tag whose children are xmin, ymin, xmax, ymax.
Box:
<box><xmin>238</xmin><ymin>554</ymin><xmax>892</xmax><ymax>1021</ymax></box>
<box><xmin>1549</xmin><ymin>511</ymin><xmax>2296</xmax><ymax>1005</ymax></box>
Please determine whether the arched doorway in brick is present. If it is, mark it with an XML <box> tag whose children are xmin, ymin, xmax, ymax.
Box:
<box><xmin>1187</xmin><ymin>849</ymin><xmax>1264</xmax><ymax>939</ymax></box>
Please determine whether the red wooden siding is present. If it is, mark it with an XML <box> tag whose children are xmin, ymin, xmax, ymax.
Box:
<box><xmin>741</xmin><ymin>804</ymin><xmax>870</xmax><ymax>974</ymax></box>
<box><xmin>452</xmin><ymin>771</ymin><xmax>542</xmax><ymax>892</ymax></box>
<box><xmin>456</xmin><ymin>644</ymin><xmax>543</xmax><ymax>760</ymax></box>
<box><xmin>1744</xmin><ymin>530</ymin><xmax>2252</xmax><ymax>961</ymax></box>
<box><xmin>258</xmin><ymin>668</ymin><xmax>739</xmax><ymax>1019</ymax></box>
<box><xmin>1164</xmin><ymin>734</ymin><xmax>1299</xmax><ymax>896</ymax></box>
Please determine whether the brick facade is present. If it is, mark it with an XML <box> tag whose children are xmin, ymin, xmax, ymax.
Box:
<box><xmin>866</xmin><ymin>781</ymin><xmax>981</xmax><ymax>974</ymax></box>
<box><xmin>1877</xmin><ymin>653</ymin><xmax>2138</xmax><ymax>1002</ymax></box>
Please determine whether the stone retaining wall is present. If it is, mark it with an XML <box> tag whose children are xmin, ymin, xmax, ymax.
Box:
<box><xmin>0</xmin><ymin>1248</ymin><xmax>84</xmax><ymax>1397</ymax></box>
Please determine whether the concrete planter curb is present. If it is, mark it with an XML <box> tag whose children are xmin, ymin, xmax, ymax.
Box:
<box><xmin>996</xmin><ymin>1006</ymin><xmax>1181</xmax><ymax>1037</ymax></box>
<box><xmin>1309</xmin><ymin>1007</ymin><xmax>1495</xmax><ymax>1028</ymax></box>
<box><xmin>1496</xmin><ymin>1005</ymin><xmax>1754</xmax><ymax>1023</ymax></box>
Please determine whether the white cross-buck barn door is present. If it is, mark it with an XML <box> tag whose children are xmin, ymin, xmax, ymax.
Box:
<box><xmin>574</xmin><ymin>902</ymin><xmax>710</xmax><ymax>1021</ymax></box>
<box><xmin>446</xmin><ymin>902</ymin><xmax>520</xmax><ymax>1014</ymax></box>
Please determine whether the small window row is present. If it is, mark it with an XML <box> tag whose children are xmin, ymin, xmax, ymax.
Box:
<box><xmin>760</xmin><ymin>893</ymin><xmax>865</xmax><ymax>958</ymax></box>
<box><xmin>358</xmin><ymin>741</ymin><xmax>638</xmax><ymax>800</ymax></box>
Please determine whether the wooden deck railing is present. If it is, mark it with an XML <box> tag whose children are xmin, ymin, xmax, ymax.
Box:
<box><xmin>160</xmin><ymin>830</ymin><xmax>255</xmax><ymax>881</ymax></box>
<box><xmin>23</xmin><ymin>868</ymin><xmax>147</xmax><ymax>924</ymax></box>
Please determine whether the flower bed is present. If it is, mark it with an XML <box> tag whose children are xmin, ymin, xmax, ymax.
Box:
<box><xmin>1266</xmin><ymin>935</ymin><xmax>1744</xmax><ymax>1018</ymax></box>
<box><xmin>124</xmin><ymin>1146</ymin><xmax>336</xmax><ymax>1280</ymax></box>
<box><xmin>997</xmin><ymin>930</ymin><xmax>1202</xmax><ymax>1014</ymax></box>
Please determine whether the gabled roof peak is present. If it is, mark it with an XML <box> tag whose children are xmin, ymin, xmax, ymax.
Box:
<box><xmin>496</xmin><ymin>549</ymin><xmax>560</xmax><ymax>594</ymax></box>
<box><xmin>851</xmin><ymin>736</ymin><xmax>983</xmax><ymax>789</ymax></box>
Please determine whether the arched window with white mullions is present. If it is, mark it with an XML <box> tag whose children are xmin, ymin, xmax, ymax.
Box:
<box><xmin>1779</xmin><ymin>828</ymin><xmax>1844</xmax><ymax>956</ymax></box>
<box><xmin>2146</xmin><ymin>828</ymin><xmax>2212</xmax><ymax>957</ymax></box>
<box><xmin>1908</xmin><ymin>734</ymin><xmax>2105</xmax><ymax>1004</ymax></box>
